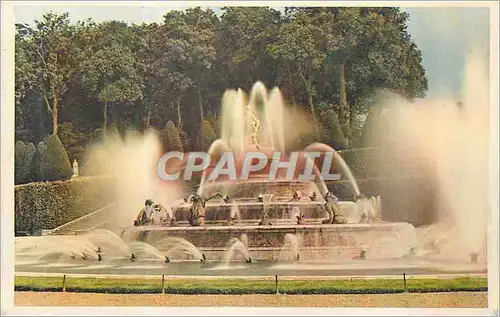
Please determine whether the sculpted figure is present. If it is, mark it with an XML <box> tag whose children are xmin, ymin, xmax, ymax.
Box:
<box><xmin>322</xmin><ymin>192</ymin><xmax>347</xmax><ymax>224</ymax></box>
<box><xmin>188</xmin><ymin>193</ymin><xmax>223</xmax><ymax>226</ymax></box>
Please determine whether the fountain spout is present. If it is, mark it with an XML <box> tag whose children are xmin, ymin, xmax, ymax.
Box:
<box><xmin>246</xmin><ymin>257</ymin><xmax>252</xmax><ymax>264</ymax></box>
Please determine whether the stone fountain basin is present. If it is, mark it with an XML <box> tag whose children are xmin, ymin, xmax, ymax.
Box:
<box><xmin>124</xmin><ymin>222</ymin><xmax>418</xmax><ymax>261</ymax></box>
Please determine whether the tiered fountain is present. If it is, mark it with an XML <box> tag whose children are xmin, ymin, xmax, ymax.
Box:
<box><xmin>122</xmin><ymin>82</ymin><xmax>418</xmax><ymax>262</ymax></box>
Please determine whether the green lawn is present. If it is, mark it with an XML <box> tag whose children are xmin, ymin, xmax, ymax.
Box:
<box><xmin>15</xmin><ymin>276</ymin><xmax>488</xmax><ymax>295</ymax></box>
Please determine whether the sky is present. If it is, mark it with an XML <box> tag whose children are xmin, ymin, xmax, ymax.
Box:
<box><xmin>12</xmin><ymin>3</ymin><xmax>492</xmax><ymax>99</ymax></box>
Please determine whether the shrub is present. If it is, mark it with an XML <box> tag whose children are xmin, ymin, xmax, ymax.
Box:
<box><xmin>162</xmin><ymin>121</ymin><xmax>183</xmax><ymax>153</ymax></box>
<box><xmin>14</xmin><ymin>176</ymin><xmax>117</xmax><ymax>235</ymax></box>
<box><xmin>30</xmin><ymin>141</ymin><xmax>47</xmax><ymax>182</ymax></box>
<box><xmin>22</xmin><ymin>143</ymin><xmax>36</xmax><ymax>183</ymax></box>
<box><xmin>43</xmin><ymin>135</ymin><xmax>72</xmax><ymax>181</ymax></box>
<box><xmin>15</xmin><ymin>141</ymin><xmax>27</xmax><ymax>184</ymax></box>
<box><xmin>198</xmin><ymin>120</ymin><xmax>217</xmax><ymax>151</ymax></box>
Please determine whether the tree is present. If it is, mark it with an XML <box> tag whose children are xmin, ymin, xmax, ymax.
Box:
<box><xmin>43</xmin><ymin>135</ymin><xmax>72</xmax><ymax>181</ymax></box>
<box><xmin>81</xmin><ymin>21</ymin><xmax>143</xmax><ymax>130</ymax></box>
<box><xmin>132</xmin><ymin>23</ymin><xmax>170</xmax><ymax>130</ymax></box>
<box><xmin>268</xmin><ymin>9</ymin><xmax>333</xmax><ymax>122</ymax></box>
<box><xmin>332</xmin><ymin>8</ymin><xmax>427</xmax><ymax>131</ymax></box>
<box><xmin>162</xmin><ymin>7</ymin><xmax>219</xmax><ymax>125</ymax></box>
<box><xmin>162</xmin><ymin>121</ymin><xmax>183</xmax><ymax>153</ymax></box>
<box><xmin>13</xmin><ymin>8</ymin><xmax>428</xmax><ymax>154</ymax></box>
<box><xmin>218</xmin><ymin>7</ymin><xmax>282</xmax><ymax>88</ymax></box>
<box><xmin>29</xmin><ymin>12</ymin><xmax>80</xmax><ymax>135</ymax></box>
<box><xmin>15</xmin><ymin>24</ymin><xmax>37</xmax><ymax>106</ymax></box>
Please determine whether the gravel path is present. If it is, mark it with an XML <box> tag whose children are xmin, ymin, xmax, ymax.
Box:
<box><xmin>15</xmin><ymin>291</ymin><xmax>487</xmax><ymax>307</ymax></box>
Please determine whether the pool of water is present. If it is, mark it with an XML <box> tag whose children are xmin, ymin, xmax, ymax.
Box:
<box><xmin>15</xmin><ymin>256</ymin><xmax>487</xmax><ymax>277</ymax></box>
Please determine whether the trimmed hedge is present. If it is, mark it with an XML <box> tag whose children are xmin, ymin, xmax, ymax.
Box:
<box><xmin>14</xmin><ymin>176</ymin><xmax>117</xmax><ymax>235</ymax></box>
<box><xmin>162</xmin><ymin>120</ymin><xmax>183</xmax><ymax>153</ymax></box>
<box><xmin>43</xmin><ymin>135</ymin><xmax>72</xmax><ymax>181</ymax></box>
<box><xmin>14</xmin><ymin>276</ymin><xmax>487</xmax><ymax>295</ymax></box>
<box><xmin>199</xmin><ymin>120</ymin><xmax>217</xmax><ymax>152</ymax></box>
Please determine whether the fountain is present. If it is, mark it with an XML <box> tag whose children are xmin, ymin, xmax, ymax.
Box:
<box><xmin>156</xmin><ymin>237</ymin><xmax>205</xmax><ymax>262</ymax></box>
<box><xmin>17</xmin><ymin>53</ymin><xmax>489</xmax><ymax>276</ymax></box>
<box><xmin>278</xmin><ymin>234</ymin><xmax>301</xmax><ymax>261</ymax></box>
<box><xmin>223</xmin><ymin>237</ymin><xmax>252</xmax><ymax>265</ymax></box>
<box><xmin>123</xmin><ymin>82</ymin><xmax>418</xmax><ymax>262</ymax></box>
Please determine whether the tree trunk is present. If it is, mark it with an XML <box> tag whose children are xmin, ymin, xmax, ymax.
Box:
<box><xmin>308</xmin><ymin>93</ymin><xmax>316</xmax><ymax>122</ymax></box>
<box><xmin>198</xmin><ymin>88</ymin><xmax>205</xmax><ymax>124</ymax></box>
<box><xmin>103</xmin><ymin>99</ymin><xmax>108</xmax><ymax>130</ymax></box>
<box><xmin>339</xmin><ymin>62</ymin><xmax>347</xmax><ymax>126</ymax></box>
<box><xmin>298</xmin><ymin>65</ymin><xmax>316</xmax><ymax>122</ymax></box>
<box><xmin>144</xmin><ymin>79</ymin><xmax>153</xmax><ymax>130</ymax></box>
<box><xmin>145</xmin><ymin>100</ymin><xmax>152</xmax><ymax>130</ymax></box>
<box><xmin>52</xmin><ymin>97</ymin><xmax>58</xmax><ymax>135</ymax></box>
<box><xmin>177</xmin><ymin>99</ymin><xmax>182</xmax><ymax>129</ymax></box>
<box><xmin>349</xmin><ymin>103</ymin><xmax>355</xmax><ymax>139</ymax></box>
<box><xmin>291</xmin><ymin>95</ymin><xmax>297</xmax><ymax>110</ymax></box>
<box><xmin>339</xmin><ymin>62</ymin><xmax>349</xmax><ymax>145</ymax></box>
<box><xmin>198</xmin><ymin>87</ymin><xmax>204</xmax><ymax>124</ymax></box>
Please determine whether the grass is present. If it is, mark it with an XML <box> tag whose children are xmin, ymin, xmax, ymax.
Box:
<box><xmin>15</xmin><ymin>276</ymin><xmax>488</xmax><ymax>295</ymax></box>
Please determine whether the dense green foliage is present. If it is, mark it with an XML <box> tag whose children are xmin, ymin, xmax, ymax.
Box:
<box><xmin>15</xmin><ymin>276</ymin><xmax>487</xmax><ymax>294</ymax></box>
<box><xmin>16</xmin><ymin>7</ymin><xmax>427</xmax><ymax>156</ymax></box>
<box><xmin>14</xmin><ymin>176</ymin><xmax>116</xmax><ymax>235</ymax></box>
